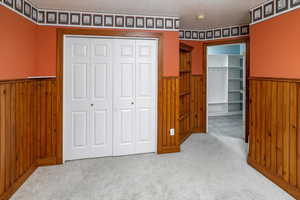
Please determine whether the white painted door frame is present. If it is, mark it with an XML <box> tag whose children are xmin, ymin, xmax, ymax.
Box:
<box><xmin>63</xmin><ymin>35</ymin><xmax>158</xmax><ymax>162</ymax></box>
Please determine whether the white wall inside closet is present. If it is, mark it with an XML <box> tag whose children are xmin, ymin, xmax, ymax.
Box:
<box><xmin>63</xmin><ymin>36</ymin><xmax>157</xmax><ymax>161</ymax></box>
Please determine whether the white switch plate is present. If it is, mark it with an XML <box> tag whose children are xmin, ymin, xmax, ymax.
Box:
<box><xmin>170</xmin><ymin>128</ymin><xmax>175</xmax><ymax>136</ymax></box>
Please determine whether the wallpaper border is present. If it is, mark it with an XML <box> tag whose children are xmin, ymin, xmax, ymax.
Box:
<box><xmin>0</xmin><ymin>0</ymin><xmax>180</xmax><ymax>31</ymax></box>
<box><xmin>250</xmin><ymin>0</ymin><xmax>300</xmax><ymax>25</ymax></box>
<box><xmin>179</xmin><ymin>24</ymin><xmax>249</xmax><ymax>41</ymax></box>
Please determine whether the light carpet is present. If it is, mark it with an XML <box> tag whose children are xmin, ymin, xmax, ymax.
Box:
<box><xmin>11</xmin><ymin>133</ymin><xmax>293</xmax><ymax>200</ymax></box>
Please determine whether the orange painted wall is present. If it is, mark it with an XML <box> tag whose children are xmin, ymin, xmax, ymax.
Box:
<box><xmin>35</xmin><ymin>26</ymin><xmax>57</xmax><ymax>76</ymax></box>
<box><xmin>35</xmin><ymin>27</ymin><xmax>180</xmax><ymax>77</ymax></box>
<box><xmin>180</xmin><ymin>40</ymin><xmax>204</xmax><ymax>75</ymax></box>
<box><xmin>250</xmin><ymin>9</ymin><xmax>300</xmax><ymax>78</ymax></box>
<box><xmin>0</xmin><ymin>6</ymin><xmax>37</xmax><ymax>80</ymax></box>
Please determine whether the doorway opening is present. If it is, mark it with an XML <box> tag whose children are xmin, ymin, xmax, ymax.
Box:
<box><xmin>206</xmin><ymin>43</ymin><xmax>247</xmax><ymax>141</ymax></box>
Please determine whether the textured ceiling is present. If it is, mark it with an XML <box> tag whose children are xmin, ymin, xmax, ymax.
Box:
<box><xmin>30</xmin><ymin>0</ymin><xmax>264</xmax><ymax>29</ymax></box>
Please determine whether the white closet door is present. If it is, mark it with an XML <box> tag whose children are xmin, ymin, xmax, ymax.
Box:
<box><xmin>64</xmin><ymin>37</ymin><xmax>113</xmax><ymax>161</ymax></box>
<box><xmin>89</xmin><ymin>39</ymin><xmax>113</xmax><ymax>158</ymax></box>
<box><xmin>113</xmin><ymin>39</ymin><xmax>137</xmax><ymax>156</ymax></box>
<box><xmin>135</xmin><ymin>40</ymin><xmax>157</xmax><ymax>153</ymax></box>
<box><xmin>64</xmin><ymin>37</ymin><xmax>157</xmax><ymax>160</ymax></box>
<box><xmin>64</xmin><ymin>38</ymin><xmax>91</xmax><ymax>160</ymax></box>
<box><xmin>113</xmin><ymin>39</ymin><xmax>157</xmax><ymax>156</ymax></box>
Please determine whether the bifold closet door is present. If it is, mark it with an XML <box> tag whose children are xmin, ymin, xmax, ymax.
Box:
<box><xmin>113</xmin><ymin>39</ymin><xmax>157</xmax><ymax>156</ymax></box>
<box><xmin>64</xmin><ymin>37</ymin><xmax>157</xmax><ymax>160</ymax></box>
<box><xmin>64</xmin><ymin>38</ymin><xmax>113</xmax><ymax>161</ymax></box>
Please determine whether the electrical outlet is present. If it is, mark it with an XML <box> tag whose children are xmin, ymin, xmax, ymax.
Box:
<box><xmin>170</xmin><ymin>128</ymin><xmax>175</xmax><ymax>136</ymax></box>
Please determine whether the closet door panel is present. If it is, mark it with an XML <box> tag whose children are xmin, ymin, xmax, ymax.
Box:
<box><xmin>64</xmin><ymin>38</ymin><xmax>91</xmax><ymax>160</ymax></box>
<box><xmin>67</xmin><ymin>110</ymin><xmax>90</xmax><ymax>159</ymax></box>
<box><xmin>64</xmin><ymin>37</ymin><xmax>113</xmax><ymax>161</ymax></box>
<box><xmin>115</xmin><ymin>108</ymin><xmax>135</xmax><ymax>155</ymax></box>
<box><xmin>89</xmin><ymin>39</ymin><xmax>113</xmax><ymax>157</ymax></box>
<box><xmin>72</xmin><ymin>63</ymin><xmax>89</xmax><ymax>100</ymax></box>
<box><xmin>92</xmin><ymin>109</ymin><xmax>108</xmax><ymax>145</ymax></box>
<box><xmin>135</xmin><ymin>40</ymin><xmax>157</xmax><ymax>153</ymax></box>
<box><xmin>113</xmin><ymin>39</ymin><xmax>136</xmax><ymax>156</ymax></box>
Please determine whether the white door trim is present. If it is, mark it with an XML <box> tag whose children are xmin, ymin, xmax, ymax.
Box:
<box><xmin>63</xmin><ymin>35</ymin><xmax>158</xmax><ymax>162</ymax></box>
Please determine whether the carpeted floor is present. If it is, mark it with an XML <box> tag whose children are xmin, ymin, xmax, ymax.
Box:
<box><xmin>208</xmin><ymin>115</ymin><xmax>244</xmax><ymax>140</ymax></box>
<box><xmin>12</xmin><ymin>118</ymin><xmax>294</xmax><ymax>200</ymax></box>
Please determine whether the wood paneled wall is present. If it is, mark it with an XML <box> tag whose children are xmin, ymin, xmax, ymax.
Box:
<box><xmin>0</xmin><ymin>78</ymin><xmax>57</xmax><ymax>200</ymax></box>
<box><xmin>247</xmin><ymin>77</ymin><xmax>300</xmax><ymax>199</ymax></box>
<box><xmin>191</xmin><ymin>75</ymin><xmax>206</xmax><ymax>133</ymax></box>
<box><xmin>157</xmin><ymin>77</ymin><xmax>180</xmax><ymax>154</ymax></box>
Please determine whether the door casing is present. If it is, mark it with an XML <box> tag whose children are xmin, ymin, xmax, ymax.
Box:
<box><xmin>202</xmin><ymin>37</ymin><xmax>250</xmax><ymax>142</ymax></box>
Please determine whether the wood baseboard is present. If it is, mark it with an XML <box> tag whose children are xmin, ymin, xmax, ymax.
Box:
<box><xmin>157</xmin><ymin>146</ymin><xmax>180</xmax><ymax>154</ymax></box>
<box><xmin>180</xmin><ymin>132</ymin><xmax>193</xmax><ymax>144</ymax></box>
<box><xmin>36</xmin><ymin>157</ymin><xmax>58</xmax><ymax>166</ymax></box>
<box><xmin>247</xmin><ymin>158</ymin><xmax>300</xmax><ymax>199</ymax></box>
<box><xmin>191</xmin><ymin>128</ymin><xmax>206</xmax><ymax>133</ymax></box>
<box><xmin>0</xmin><ymin>166</ymin><xmax>37</xmax><ymax>200</ymax></box>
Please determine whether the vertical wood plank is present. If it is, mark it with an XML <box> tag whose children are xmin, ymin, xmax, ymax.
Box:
<box><xmin>162</xmin><ymin>79</ymin><xmax>167</xmax><ymax>146</ymax></box>
<box><xmin>249</xmin><ymin>80</ymin><xmax>255</xmax><ymax>160</ymax></box>
<box><xmin>15</xmin><ymin>83</ymin><xmax>20</xmax><ymax>180</ymax></box>
<box><xmin>10</xmin><ymin>84</ymin><xmax>16</xmax><ymax>184</ymax></box>
<box><xmin>283</xmin><ymin>82</ymin><xmax>290</xmax><ymax>182</ymax></box>
<box><xmin>40</xmin><ymin>81</ymin><xmax>46</xmax><ymax>158</ymax></box>
<box><xmin>29</xmin><ymin>82</ymin><xmax>34</xmax><ymax>167</ymax></box>
<box><xmin>0</xmin><ymin>85</ymin><xmax>5</xmax><ymax>194</ymax></box>
<box><xmin>170</xmin><ymin>80</ymin><xmax>174</xmax><ymax>146</ymax></box>
<box><xmin>271</xmin><ymin>81</ymin><xmax>278</xmax><ymax>174</ymax></box>
<box><xmin>265</xmin><ymin>81</ymin><xmax>272</xmax><ymax>169</ymax></box>
<box><xmin>197</xmin><ymin>77</ymin><xmax>200</xmax><ymax>130</ymax></box>
<box><xmin>24</xmin><ymin>82</ymin><xmax>29</xmax><ymax>171</ymax></box>
<box><xmin>255</xmin><ymin>80</ymin><xmax>261</xmax><ymax>163</ymax></box>
<box><xmin>297</xmin><ymin>84</ymin><xmax>300</xmax><ymax>188</ymax></box>
<box><xmin>191</xmin><ymin>77</ymin><xmax>195</xmax><ymax>130</ymax></box>
<box><xmin>32</xmin><ymin>81</ymin><xmax>37</xmax><ymax>162</ymax></box>
<box><xmin>289</xmin><ymin>83</ymin><xmax>297</xmax><ymax>186</ymax></box>
<box><xmin>23</xmin><ymin>81</ymin><xmax>27</xmax><ymax>172</ymax></box>
<box><xmin>51</xmin><ymin>81</ymin><xmax>57</xmax><ymax>158</ymax></box>
<box><xmin>36</xmin><ymin>81</ymin><xmax>41</xmax><ymax>160</ymax></box>
<box><xmin>166</xmin><ymin>79</ymin><xmax>171</xmax><ymax>147</ymax></box>
<box><xmin>277</xmin><ymin>82</ymin><xmax>284</xmax><ymax>177</ymax></box>
<box><xmin>260</xmin><ymin>81</ymin><xmax>266</xmax><ymax>167</ymax></box>
<box><xmin>158</xmin><ymin>78</ymin><xmax>163</xmax><ymax>152</ymax></box>
<box><xmin>19</xmin><ymin>82</ymin><xmax>24</xmax><ymax>176</ymax></box>
<box><xmin>46</xmin><ymin>81</ymin><xmax>52</xmax><ymax>157</ymax></box>
<box><xmin>5</xmin><ymin>84</ymin><xmax>11</xmax><ymax>191</ymax></box>
<box><xmin>201</xmin><ymin>77</ymin><xmax>204</xmax><ymax>132</ymax></box>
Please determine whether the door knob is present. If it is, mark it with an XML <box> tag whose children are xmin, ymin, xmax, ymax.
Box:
<box><xmin>91</xmin><ymin>104</ymin><xmax>94</xmax><ymax>107</ymax></box>
<box><xmin>131</xmin><ymin>102</ymin><xmax>134</xmax><ymax>105</ymax></box>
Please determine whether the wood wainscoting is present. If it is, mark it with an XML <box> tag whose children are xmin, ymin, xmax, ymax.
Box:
<box><xmin>191</xmin><ymin>75</ymin><xmax>206</xmax><ymax>133</ymax></box>
<box><xmin>0</xmin><ymin>78</ymin><xmax>57</xmax><ymax>200</ymax></box>
<box><xmin>157</xmin><ymin>77</ymin><xmax>180</xmax><ymax>154</ymax></box>
<box><xmin>247</xmin><ymin>77</ymin><xmax>300</xmax><ymax>199</ymax></box>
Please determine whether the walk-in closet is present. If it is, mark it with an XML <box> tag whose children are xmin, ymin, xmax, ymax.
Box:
<box><xmin>207</xmin><ymin>44</ymin><xmax>246</xmax><ymax>139</ymax></box>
